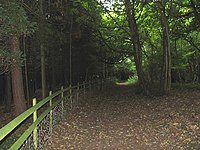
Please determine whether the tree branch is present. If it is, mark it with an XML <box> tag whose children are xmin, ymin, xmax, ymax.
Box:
<box><xmin>184</xmin><ymin>37</ymin><xmax>200</xmax><ymax>52</ymax></box>
<box><xmin>97</xmin><ymin>1</ymin><xmax>130</xmax><ymax>36</ymax></box>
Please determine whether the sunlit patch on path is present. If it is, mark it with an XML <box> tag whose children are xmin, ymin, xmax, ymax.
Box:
<box><xmin>45</xmin><ymin>84</ymin><xmax>200</xmax><ymax>149</ymax></box>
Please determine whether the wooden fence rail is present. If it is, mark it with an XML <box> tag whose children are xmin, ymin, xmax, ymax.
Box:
<box><xmin>0</xmin><ymin>78</ymin><xmax>110</xmax><ymax>150</ymax></box>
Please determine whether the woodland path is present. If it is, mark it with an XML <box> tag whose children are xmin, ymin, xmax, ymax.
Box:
<box><xmin>46</xmin><ymin>84</ymin><xmax>200</xmax><ymax>150</ymax></box>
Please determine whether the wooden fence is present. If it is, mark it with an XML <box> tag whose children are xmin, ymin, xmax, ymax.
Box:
<box><xmin>0</xmin><ymin>78</ymin><xmax>109</xmax><ymax>150</ymax></box>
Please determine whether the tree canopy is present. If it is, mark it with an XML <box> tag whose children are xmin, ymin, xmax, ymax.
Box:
<box><xmin>0</xmin><ymin>0</ymin><xmax>200</xmax><ymax>114</ymax></box>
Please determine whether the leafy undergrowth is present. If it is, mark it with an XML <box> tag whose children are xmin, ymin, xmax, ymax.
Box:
<box><xmin>116</xmin><ymin>76</ymin><xmax>138</xmax><ymax>85</ymax></box>
<box><xmin>172</xmin><ymin>83</ymin><xmax>200</xmax><ymax>91</ymax></box>
<box><xmin>45</xmin><ymin>84</ymin><xmax>200</xmax><ymax>149</ymax></box>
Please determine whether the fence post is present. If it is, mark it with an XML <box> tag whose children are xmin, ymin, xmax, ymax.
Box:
<box><xmin>33</xmin><ymin>98</ymin><xmax>37</xmax><ymax>150</ymax></box>
<box><xmin>69</xmin><ymin>85</ymin><xmax>72</xmax><ymax>109</ymax></box>
<box><xmin>61</xmin><ymin>86</ymin><xmax>64</xmax><ymax>118</ymax></box>
<box><xmin>49</xmin><ymin>91</ymin><xmax>53</xmax><ymax>134</ymax></box>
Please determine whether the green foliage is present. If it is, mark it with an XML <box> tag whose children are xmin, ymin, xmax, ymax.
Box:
<box><xmin>116</xmin><ymin>75</ymin><xmax>138</xmax><ymax>85</ymax></box>
<box><xmin>0</xmin><ymin>1</ymin><xmax>37</xmax><ymax>36</ymax></box>
<box><xmin>0</xmin><ymin>0</ymin><xmax>36</xmax><ymax>73</ymax></box>
<box><xmin>94</xmin><ymin>0</ymin><xmax>131</xmax><ymax>64</ymax></box>
<box><xmin>114</xmin><ymin>58</ymin><xmax>136</xmax><ymax>73</ymax></box>
<box><xmin>172</xmin><ymin>63</ymin><xmax>188</xmax><ymax>71</ymax></box>
<box><xmin>0</xmin><ymin>47</ymin><xmax>12</xmax><ymax>74</ymax></box>
<box><xmin>183</xmin><ymin>50</ymin><xmax>195</xmax><ymax>58</ymax></box>
<box><xmin>125</xmin><ymin>76</ymin><xmax>138</xmax><ymax>85</ymax></box>
<box><xmin>0</xmin><ymin>47</ymin><xmax>25</xmax><ymax>74</ymax></box>
<box><xmin>97</xmin><ymin>0</ymin><xmax>200</xmax><ymax>85</ymax></box>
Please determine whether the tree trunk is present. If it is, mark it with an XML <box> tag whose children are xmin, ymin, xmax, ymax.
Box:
<box><xmin>5</xmin><ymin>73</ymin><xmax>12</xmax><ymax>113</ymax></box>
<box><xmin>23</xmin><ymin>35</ymin><xmax>30</xmax><ymax>106</ymax></box>
<box><xmin>10</xmin><ymin>35</ymin><xmax>27</xmax><ymax>116</ymax></box>
<box><xmin>41</xmin><ymin>43</ymin><xmax>46</xmax><ymax>98</ymax></box>
<box><xmin>124</xmin><ymin>0</ymin><xmax>149</xmax><ymax>95</ymax></box>
<box><xmin>158</xmin><ymin>1</ymin><xmax>171</xmax><ymax>95</ymax></box>
<box><xmin>69</xmin><ymin>19</ymin><xmax>73</xmax><ymax>85</ymax></box>
<box><xmin>51</xmin><ymin>47</ymin><xmax>56</xmax><ymax>90</ymax></box>
<box><xmin>198</xmin><ymin>57</ymin><xmax>200</xmax><ymax>83</ymax></box>
<box><xmin>102</xmin><ymin>62</ymin><xmax>106</xmax><ymax>78</ymax></box>
<box><xmin>40</xmin><ymin>0</ymin><xmax>47</xmax><ymax>99</ymax></box>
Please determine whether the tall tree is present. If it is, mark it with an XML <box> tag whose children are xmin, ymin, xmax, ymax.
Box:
<box><xmin>124</xmin><ymin>0</ymin><xmax>149</xmax><ymax>95</ymax></box>
<box><xmin>10</xmin><ymin>34</ymin><xmax>27</xmax><ymax>115</ymax></box>
<box><xmin>157</xmin><ymin>0</ymin><xmax>171</xmax><ymax>94</ymax></box>
<box><xmin>5</xmin><ymin>73</ymin><xmax>12</xmax><ymax>112</ymax></box>
<box><xmin>0</xmin><ymin>1</ymin><xmax>35</xmax><ymax>115</ymax></box>
<box><xmin>39</xmin><ymin>0</ymin><xmax>47</xmax><ymax>99</ymax></box>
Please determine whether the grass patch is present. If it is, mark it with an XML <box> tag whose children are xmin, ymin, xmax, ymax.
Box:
<box><xmin>116</xmin><ymin>76</ymin><xmax>138</xmax><ymax>85</ymax></box>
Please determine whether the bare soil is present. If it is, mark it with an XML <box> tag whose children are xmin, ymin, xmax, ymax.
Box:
<box><xmin>45</xmin><ymin>84</ymin><xmax>200</xmax><ymax>150</ymax></box>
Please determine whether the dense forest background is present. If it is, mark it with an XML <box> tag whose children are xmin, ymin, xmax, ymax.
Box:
<box><xmin>0</xmin><ymin>0</ymin><xmax>199</xmax><ymax>116</ymax></box>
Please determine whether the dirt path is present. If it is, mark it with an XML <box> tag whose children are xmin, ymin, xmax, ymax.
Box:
<box><xmin>46</xmin><ymin>84</ymin><xmax>200</xmax><ymax>150</ymax></box>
